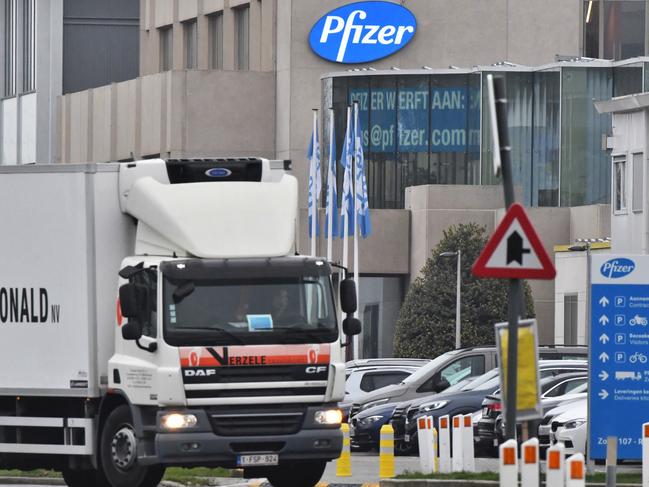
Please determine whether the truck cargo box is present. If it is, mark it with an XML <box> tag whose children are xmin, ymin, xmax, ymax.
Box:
<box><xmin>0</xmin><ymin>164</ymin><xmax>133</xmax><ymax>397</ymax></box>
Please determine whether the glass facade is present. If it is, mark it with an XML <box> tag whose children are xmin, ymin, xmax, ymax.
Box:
<box><xmin>324</xmin><ymin>58</ymin><xmax>649</xmax><ymax>209</ymax></box>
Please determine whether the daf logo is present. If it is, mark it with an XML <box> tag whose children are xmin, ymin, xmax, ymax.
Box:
<box><xmin>306</xmin><ymin>366</ymin><xmax>327</xmax><ymax>374</ymax></box>
<box><xmin>600</xmin><ymin>258</ymin><xmax>635</xmax><ymax>279</ymax></box>
<box><xmin>205</xmin><ymin>167</ymin><xmax>232</xmax><ymax>178</ymax></box>
<box><xmin>309</xmin><ymin>1</ymin><xmax>416</xmax><ymax>64</ymax></box>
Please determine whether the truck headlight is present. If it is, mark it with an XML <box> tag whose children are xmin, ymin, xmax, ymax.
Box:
<box><xmin>161</xmin><ymin>413</ymin><xmax>198</xmax><ymax>430</ymax></box>
<box><xmin>315</xmin><ymin>409</ymin><xmax>343</xmax><ymax>425</ymax></box>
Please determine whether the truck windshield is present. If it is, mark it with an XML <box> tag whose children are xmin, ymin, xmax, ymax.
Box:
<box><xmin>161</xmin><ymin>260</ymin><xmax>338</xmax><ymax>346</ymax></box>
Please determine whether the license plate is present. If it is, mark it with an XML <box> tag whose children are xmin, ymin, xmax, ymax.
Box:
<box><xmin>237</xmin><ymin>454</ymin><xmax>279</xmax><ymax>467</ymax></box>
<box><xmin>493</xmin><ymin>439</ymin><xmax>498</xmax><ymax>447</ymax></box>
<box><xmin>404</xmin><ymin>434</ymin><xmax>410</xmax><ymax>442</ymax></box>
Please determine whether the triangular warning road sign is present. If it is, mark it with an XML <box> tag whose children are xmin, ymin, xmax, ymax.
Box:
<box><xmin>472</xmin><ymin>203</ymin><xmax>556</xmax><ymax>279</ymax></box>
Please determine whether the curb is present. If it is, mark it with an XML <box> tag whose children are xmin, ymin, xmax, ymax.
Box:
<box><xmin>0</xmin><ymin>478</ymin><xmax>65</xmax><ymax>485</ymax></box>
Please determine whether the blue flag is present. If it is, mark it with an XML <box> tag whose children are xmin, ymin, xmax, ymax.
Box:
<box><xmin>325</xmin><ymin>114</ymin><xmax>339</xmax><ymax>237</ymax></box>
<box><xmin>354</xmin><ymin>106</ymin><xmax>371</xmax><ymax>238</ymax></box>
<box><xmin>307</xmin><ymin>116</ymin><xmax>321</xmax><ymax>238</ymax></box>
<box><xmin>340</xmin><ymin>108</ymin><xmax>354</xmax><ymax>238</ymax></box>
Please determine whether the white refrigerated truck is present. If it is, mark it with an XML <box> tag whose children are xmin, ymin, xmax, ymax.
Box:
<box><xmin>0</xmin><ymin>159</ymin><xmax>361</xmax><ymax>487</ymax></box>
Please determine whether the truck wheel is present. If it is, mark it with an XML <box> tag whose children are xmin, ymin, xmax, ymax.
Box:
<box><xmin>266</xmin><ymin>460</ymin><xmax>327</xmax><ymax>487</ymax></box>
<box><xmin>100</xmin><ymin>405</ymin><xmax>165</xmax><ymax>487</ymax></box>
<box><xmin>62</xmin><ymin>468</ymin><xmax>110</xmax><ymax>487</ymax></box>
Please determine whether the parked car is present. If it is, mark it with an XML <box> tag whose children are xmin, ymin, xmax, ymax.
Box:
<box><xmin>349</xmin><ymin>402</ymin><xmax>398</xmax><ymax>452</ymax></box>
<box><xmin>350</xmin><ymin>346</ymin><xmax>587</xmax><ymax>418</ymax></box>
<box><xmin>552</xmin><ymin>398</ymin><xmax>588</xmax><ymax>456</ymax></box>
<box><xmin>392</xmin><ymin>368</ymin><xmax>501</xmax><ymax>454</ymax></box>
<box><xmin>476</xmin><ymin>365</ymin><xmax>588</xmax><ymax>454</ymax></box>
<box><xmin>538</xmin><ymin>397</ymin><xmax>588</xmax><ymax>455</ymax></box>
<box><xmin>344</xmin><ymin>365</ymin><xmax>420</xmax><ymax>404</ymax></box>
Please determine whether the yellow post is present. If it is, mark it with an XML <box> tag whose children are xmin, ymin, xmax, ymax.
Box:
<box><xmin>336</xmin><ymin>423</ymin><xmax>352</xmax><ymax>477</ymax></box>
<box><xmin>432</xmin><ymin>427</ymin><xmax>439</xmax><ymax>473</ymax></box>
<box><xmin>379</xmin><ymin>424</ymin><xmax>395</xmax><ymax>478</ymax></box>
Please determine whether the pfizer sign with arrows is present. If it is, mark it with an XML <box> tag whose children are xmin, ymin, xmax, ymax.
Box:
<box><xmin>309</xmin><ymin>1</ymin><xmax>417</xmax><ymax>64</ymax></box>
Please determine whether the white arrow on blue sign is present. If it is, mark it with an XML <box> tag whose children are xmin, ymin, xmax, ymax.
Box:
<box><xmin>599</xmin><ymin>315</ymin><xmax>609</xmax><ymax>325</ymax></box>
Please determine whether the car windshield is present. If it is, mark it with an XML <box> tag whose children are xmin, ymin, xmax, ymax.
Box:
<box><xmin>161</xmin><ymin>259</ymin><xmax>338</xmax><ymax>346</ymax></box>
<box><xmin>402</xmin><ymin>351</ymin><xmax>460</xmax><ymax>384</ymax></box>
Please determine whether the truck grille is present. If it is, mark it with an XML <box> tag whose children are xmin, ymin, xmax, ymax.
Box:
<box><xmin>392</xmin><ymin>407</ymin><xmax>405</xmax><ymax>420</ymax></box>
<box><xmin>186</xmin><ymin>387</ymin><xmax>327</xmax><ymax>399</ymax></box>
<box><xmin>209</xmin><ymin>410</ymin><xmax>304</xmax><ymax>436</ymax></box>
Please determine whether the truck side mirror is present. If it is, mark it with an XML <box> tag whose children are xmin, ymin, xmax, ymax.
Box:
<box><xmin>121</xmin><ymin>321</ymin><xmax>143</xmax><ymax>341</ymax></box>
<box><xmin>340</xmin><ymin>279</ymin><xmax>357</xmax><ymax>314</ymax></box>
<box><xmin>343</xmin><ymin>317</ymin><xmax>362</xmax><ymax>336</ymax></box>
<box><xmin>119</xmin><ymin>283</ymin><xmax>142</xmax><ymax>318</ymax></box>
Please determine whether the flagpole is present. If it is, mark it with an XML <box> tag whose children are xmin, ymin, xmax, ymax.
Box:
<box><xmin>352</xmin><ymin>102</ymin><xmax>360</xmax><ymax>360</ymax></box>
<box><xmin>327</xmin><ymin>108</ymin><xmax>334</xmax><ymax>262</ymax></box>
<box><xmin>341</xmin><ymin>106</ymin><xmax>351</xmax><ymax>356</ymax></box>
<box><xmin>311</xmin><ymin>109</ymin><xmax>318</xmax><ymax>257</ymax></box>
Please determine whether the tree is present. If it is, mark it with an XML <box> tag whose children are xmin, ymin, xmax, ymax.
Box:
<box><xmin>393</xmin><ymin>223</ymin><xmax>535</xmax><ymax>358</ymax></box>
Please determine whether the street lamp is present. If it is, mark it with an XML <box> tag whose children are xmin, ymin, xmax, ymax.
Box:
<box><xmin>440</xmin><ymin>250</ymin><xmax>461</xmax><ymax>349</ymax></box>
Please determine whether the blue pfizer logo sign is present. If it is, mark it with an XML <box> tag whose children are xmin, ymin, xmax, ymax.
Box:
<box><xmin>600</xmin><ymin>258</ymin><xmax>636</xmax><ymax>279</ymax></box>
<box><xmin>309</xmin><ymin>1</ymin><xmax>416</xmax><ymax>64</ymax></box>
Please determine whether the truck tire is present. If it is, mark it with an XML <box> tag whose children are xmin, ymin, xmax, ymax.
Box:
<box><xmin>266</xmin><ymin>460</ymin><xmax>327</xmax><ymax>487</ymax></box>
<box><xmin>62</xmin><ymin>468</ymin><xmax>110</xmax><ymax>487</ymax></box>
<box><xmin>100</xmin><ymin>405</ymin><xmax>165</xmax><ymax>487</ymax></box>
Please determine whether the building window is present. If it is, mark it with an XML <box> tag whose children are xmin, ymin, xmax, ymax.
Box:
<box><xmin>234</xmin><ymin>5</ymin><xmax>249</xmax><ymax>71</ymax></box>
<box><xmin>183</xmin><ymin>19</ymin><xmax>197</xmax><ymax>69</ymax></box>
<box><xmin>563</xmin><ymin>294</ymin><xmax>578</xmax><ymax>345</ymax></box>
<box><xmin>159</xmin><ymin>25</ymin><xmax>173</xmax><ymax>71</ymax></box>
<box><xmin>604</xmin><ymin>1</ymin><xmax>645</xmax><ymax>59</ymax></box>
<box><xmin>208</xmin><ymin>12</ymin><xmax>223</xmax><ymax>69</ymax></box>
<box><xmin>633</xmin><ymin>152</ymin><xmax>643</xmax><ymax>212</ymax></box>
<box><xmin>583</xmin><ymin>0</ymin><xmax>600</xmax><ymax>58</ymax></box>
<box><xmin>614</xmin><ymin>155</ymin><xmax>627</xmax><ymax>213</ymax></box>
<box><xmin>3</xmin><ymin>0</ymin><xmax>17</xmax><ymax>97</ymax></box>
<box><xmin>22</xmin><ymin>0</ymin><xmax>35</xmax><ymax>93</ymax></box>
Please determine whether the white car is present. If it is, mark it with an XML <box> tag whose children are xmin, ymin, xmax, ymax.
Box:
<box><xmin>552</xmin><ymin>398</ymin><xmax>588</xmax><ymax>455</ymax></box>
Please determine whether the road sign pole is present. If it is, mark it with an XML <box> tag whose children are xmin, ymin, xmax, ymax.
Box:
<box><xmin>490</xmin><ymin>75</ymin><xmax>522</xmax><ymax>442</ymax></box>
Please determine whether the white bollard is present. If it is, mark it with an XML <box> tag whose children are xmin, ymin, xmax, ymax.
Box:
<box><xmin>642</xmin><ymin>423</ymin><xmax>649</xmax><ymax>487</ymax></box>
<box><xmin>438</xmin><ymin>415</ymin><xmax>451</xmax><ymax>473</ymax></box>
<box><xmin>462</xmin><ymin>414</ymin><xmax>475</xmax><ymax>472</ymax></box>
<box><xmin>546</xmin><ymin>442</ymin><xmax>566</xmax><ymax>487</ymax></box>
<box><xmin>417</xmin><ymin>415</ymin><xmax>432</xmax><ymax>473</ymax></box>
<box><xmin>520</xmin><ymin>438</ymin><xmax>539</xmax><ymax>487</ymax></box>
<box><xmin>566</xmin><ymin>453</ymin><xmax>586</xmax><ymax>487</ymax></box>
<box><xmin>499</xmin><ymin>439</ymin><xmax>518</xmax><ymax>487</ymax></box>
<box><xmin>451</xmin><ymin>415</ymin><xmax>463</xmax><ymax>472</ymax></box>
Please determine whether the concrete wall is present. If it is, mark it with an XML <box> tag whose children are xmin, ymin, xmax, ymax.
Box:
<box><xmin>58</xmin><ymin>70</ymin><xmax>276</xmax><ymax>162</ymax></box>
<box><xmin>296</xmin><ymin>208</ymin><xmax>410</xmax><ymax>275</ymax></box>
<box><xmin>0</xmin><ymin>0</ymin><xmax>63</xmax><ymax>165</ymax></box>
<box><xmin>570</xmin><ymin>204</ymin><xmax>611</xmax><ymax>243</ymax></box>
<box><xmin>139</xmin><ymin>0</ymin><xmax>275</xmax><ymax>75</ymax></box>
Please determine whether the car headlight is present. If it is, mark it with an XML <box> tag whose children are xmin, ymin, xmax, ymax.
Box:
<box><xmin>360</xmin><ymin>398</ymin><xmax>389</xmax><ymax>411</ymax></box>
<box><xmin>358</xmin><ymin>415</ymin><xmax>384</xmax><ymax>426</ymax></box>
<box><xmin>564</xmin><ymin>419</ymin><xmax>586</xmax><ymax>430</ymax></box>
<box><xmin>315</xmin><ymin>409</ymin><xmax>343</xmax><ymax>425</ymax></box>
<box><xmin>161</xmin><ymin>413</ymin><xmax>198</xmax><ymax>430</ymax></box>
<box><xmin>421</xmin><ymin>401</ymin><xmax>449</xmax><ymax>412</ymax></box>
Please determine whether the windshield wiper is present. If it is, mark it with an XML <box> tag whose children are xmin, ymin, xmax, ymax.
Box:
<box><xmin>170</xmin><ymin>326</ymin><xmax>246</xmax><ymax>345</ymax></box>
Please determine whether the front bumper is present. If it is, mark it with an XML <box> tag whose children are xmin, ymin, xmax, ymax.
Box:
<box><xmin>140</xmin><ymin>406</ymin><xmax>342</xmax><ymax>467</ymax></box>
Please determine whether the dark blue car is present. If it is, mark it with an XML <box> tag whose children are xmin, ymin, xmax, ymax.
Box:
<box><xmin>349</xmin><ymin>402</ymin><xmax>396</xmax><ymax>451</ymax></box>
